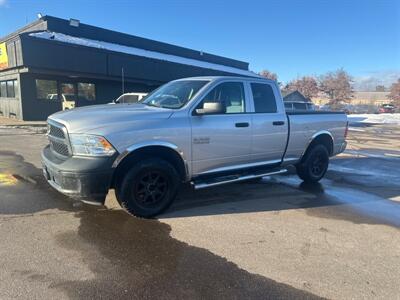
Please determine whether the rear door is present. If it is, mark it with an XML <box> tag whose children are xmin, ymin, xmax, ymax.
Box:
<box><xmin>249</xmin><ymin>82</ymin><xmax>288</xmax><ymax>164</ymax></box>
<box><xmin>190</xmin><ymin>81</ymin><xmax>252</xmax><ymax>175</ymax></box>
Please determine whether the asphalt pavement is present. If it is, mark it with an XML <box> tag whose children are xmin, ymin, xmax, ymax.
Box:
<box><xmin>0</xmin><ymin>124</ymin><xmax>399</xmax><ymax>299</ymax></box>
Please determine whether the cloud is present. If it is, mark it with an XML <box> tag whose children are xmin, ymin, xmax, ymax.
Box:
<box><xmin>353</xmin><ymin>70</ymin><xmax>400</xmax><ymax>91</ymax></box>
<box><xmin>0</xmin><ymin>0</ymin><xmax>7</xmax><ymax>6</ymax></box>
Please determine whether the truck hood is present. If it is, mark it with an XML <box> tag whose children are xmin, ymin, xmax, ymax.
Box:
<box><xmin>49</xmin><ymin>103</ymin><xmax>174</xmax><ymax>133</ymax></box>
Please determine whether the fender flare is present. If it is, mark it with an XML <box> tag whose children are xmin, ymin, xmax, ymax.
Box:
<box><xmin>112</xmin><ymin>141</ymin><xmax>189</xmax><ymax>181</ymax></box>
<box><xmin>300</xmin><ymin>131</ymin><xmax>334</xmax><ymax>160</ymax></box>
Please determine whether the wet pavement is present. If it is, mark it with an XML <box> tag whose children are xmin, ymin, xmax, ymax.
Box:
<box><xmin>0</xmin><ymin>125</ymin><xmax>399</xmax><ymax>299</ymax></box>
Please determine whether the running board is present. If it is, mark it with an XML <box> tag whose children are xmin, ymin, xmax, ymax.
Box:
<box><xmin>192</xmin><ymin>169</ymin><xmax>287</xmax><ymax>190</ymax></box>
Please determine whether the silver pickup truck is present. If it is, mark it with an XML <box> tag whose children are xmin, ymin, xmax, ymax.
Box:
<box><xmin>42</xmin><ymin>76</ymin><xmax>348</xmax><ymax>217</ymax></box>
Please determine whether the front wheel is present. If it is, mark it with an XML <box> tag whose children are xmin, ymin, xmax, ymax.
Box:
<box><xmin>116</xmin><ymin>158</ymin><xmax>180</xmax><ymax>218</ymax></box>
<box><xmin>296</xmin><ymin>144</ymin><xmax>329</xmax><ymax>183</ymax></box>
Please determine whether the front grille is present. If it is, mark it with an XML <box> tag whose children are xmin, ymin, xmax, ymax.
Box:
<box><xmin>48</xmin><ymin>124</ymin><xmax>65</xmax><ymax>139</ymax></box>
<box><xmin>50</xmin><ymin>140</ymin><xmax>70</xmax><ymax>156</ymax></box>
<box><xmin>47</xmin><ymin>121</ymin><xmax>71</xmax><ymax>157</ymax></box>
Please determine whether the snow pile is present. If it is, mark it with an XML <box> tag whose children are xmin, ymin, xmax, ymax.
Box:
<box><xmin>29</xmin><ymin>31</ymin><xmax>258</xmax><ymax>77</ymax></box>
<box><xmin>348</xmin><ymin>113</ymin><xmax>400</xmax><ymax>125</ymax></box>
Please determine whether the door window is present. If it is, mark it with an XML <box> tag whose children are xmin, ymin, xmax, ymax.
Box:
<box><xmin>197</xmin><ymin>82</ymin><xmax>246</xmax><ymax>114</ymax></box>
<box><xmin>250</xmin><ymin>83</ymin><xmax>277</xmax><ymax>113</ymax></box>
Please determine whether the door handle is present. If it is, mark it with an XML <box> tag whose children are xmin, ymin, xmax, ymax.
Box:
<box><xmin>272</xmin><ymin>121</ymin><xmax>285</xmax><ymax>126</ymax></box>
<box><xmin>235</xmin><ymin>122</ymin><xmax>249</xmax><ymax>128</ymax></box>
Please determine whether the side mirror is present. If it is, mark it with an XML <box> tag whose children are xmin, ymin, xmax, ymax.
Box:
<box><xmin>195</xmin><ymin>102</ymin><xmax>225</xmax><ymax>115</ymax></box>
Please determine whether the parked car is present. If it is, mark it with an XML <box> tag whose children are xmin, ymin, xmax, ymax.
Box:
<box><xmin>42</xmin><ymin>76</ymin><xmax>348</xmax><ymax>218</ymax></box>
<box><xmin>284</xmin><ymin>101</ymin><xmax>315</xmax><ymax>112</ymax></box>
<box><xmin>113</xmin><ymin>92</ymin><xmax>148</xmax><ymax>104</ymax></box>
<box><xmin>378</xmin><ymin>104</ymin><xmax>396</xmax><ymax>114</ymax></box>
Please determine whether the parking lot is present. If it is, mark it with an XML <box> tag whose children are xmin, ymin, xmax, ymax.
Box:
<box><xmin>0</xmin><ymin>122</ymin><xmax>399</xmax><ymax>299</ymax></box>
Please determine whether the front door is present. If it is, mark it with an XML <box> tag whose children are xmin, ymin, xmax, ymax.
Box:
<box><xmin>190</xmin><ymin>81</ymin><xmax>252</xmax><ymax>175</ymax></box>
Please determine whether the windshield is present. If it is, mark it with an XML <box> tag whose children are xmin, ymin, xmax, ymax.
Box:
<box><xmin>140</xmin><ymin>80</ymin><xmax>209</xmax><ymax>109</ymax></box>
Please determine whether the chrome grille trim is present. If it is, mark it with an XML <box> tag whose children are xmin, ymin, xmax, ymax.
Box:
<box><xmin>47</xmin><ymin>119</ymin><xmax>72</xmax><ymax>157</ymax></box>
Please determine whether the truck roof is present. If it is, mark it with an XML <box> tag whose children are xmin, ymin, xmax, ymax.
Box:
<box><xmin>173</xmin><ymin>75</ymin><xmax>275</xmax><ymax>84</ymax></box>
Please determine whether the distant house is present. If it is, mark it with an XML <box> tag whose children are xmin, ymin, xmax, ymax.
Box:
<box><xmin>282</xmin><ymin>90</ymin><xmax>312</xmax><ymax>103</ymax></box>
<box><xmin>313</xmin><ymin>91</ymin><xmax>390</xmax><ymax>106</ymax></box>
<box><xmin>351</xmin><ymin>91</ymin><xmax>390</xmax><ymax>106</ymax></box>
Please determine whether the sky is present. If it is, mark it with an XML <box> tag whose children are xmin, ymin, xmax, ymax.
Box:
<box><xmin>0</xmin><ymin>0</ymin><xmax>399</xmax><ymax>87</ymax></box>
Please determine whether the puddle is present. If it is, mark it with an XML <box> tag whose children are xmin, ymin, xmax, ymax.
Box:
<box><xmin>270</xmin><ymin>175</ymin><xmax>400</xmax><ymax>228</ymax></box>
<box><xmin>0</xmin><ymin>150</ymin><xmax>73</xmax><ymax>215</ymax></box>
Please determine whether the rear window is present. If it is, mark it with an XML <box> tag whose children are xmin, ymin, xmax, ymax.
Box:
<box><xmin>250</xmin><ymin>83</ymin><xmax>277</xmax><ymax>113</ymax></box>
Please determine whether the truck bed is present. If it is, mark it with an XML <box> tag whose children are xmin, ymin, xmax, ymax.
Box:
<box><xmin>283</xmin><ymin>111</ymin><xmax>348</xmax><ymax>163</ymax></box>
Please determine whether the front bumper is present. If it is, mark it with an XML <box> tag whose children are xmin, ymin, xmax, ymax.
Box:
<box><xmin>41</xmin><ymin>145</ymin><xmax>117</xmax><ymax>205</ymax></box>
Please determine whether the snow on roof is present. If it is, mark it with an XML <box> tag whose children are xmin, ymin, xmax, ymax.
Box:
<box><xmin>29</xmin><ymin>31</ymin><xmax>258</xmax><ymax>77</ymax></box>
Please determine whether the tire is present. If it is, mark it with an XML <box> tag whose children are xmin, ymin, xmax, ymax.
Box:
<box><xmin>296</xmin><ymin>144</ymin><xmax>329</xmax><ymax>183</ymax></box>
<box><xmin>116</xmin><ymin>158</ymin><xmax>180</xmax><ymax>218</ymax></box>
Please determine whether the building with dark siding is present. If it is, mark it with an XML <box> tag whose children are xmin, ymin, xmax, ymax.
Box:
<box><xmin>0</xmin><ymin>15</ymin><xmax>254</xmax><ymax>120</ymax></box>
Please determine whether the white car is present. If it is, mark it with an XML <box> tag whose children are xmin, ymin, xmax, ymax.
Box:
<box><xmin>113</xmin><ymin>92</ymin><xmax>148</xmax><ymax>104</ymax></box>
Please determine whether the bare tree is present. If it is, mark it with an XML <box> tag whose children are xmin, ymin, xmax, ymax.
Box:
<box><xmin>319</xmin><ymin>69</ymin><xmax>353</xmax><ymax>106</ymax></box>
<box><xmin>259</xmin><ymin>70</ymin><xmax>278</xmax><ymax>81</ymax></box>
<box><xmin>387</xmin><ymin>79</ymin><xmax>400</xmax><ymax>106</ymax></box>
<box><xmin>282</xmin><ymin>76</ymin><xmax>319</xmax><ymax>99</ymax></box>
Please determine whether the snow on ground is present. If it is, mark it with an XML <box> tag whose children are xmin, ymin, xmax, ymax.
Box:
<box><xmin>29</xmin><ymin>31</ymin><xmax>259</xmax><ymax>77</ymax></box>
<box><xmin>348</xmin><ymin>113</ymin><xmax>400</xmax><ymax>125</ymax></box>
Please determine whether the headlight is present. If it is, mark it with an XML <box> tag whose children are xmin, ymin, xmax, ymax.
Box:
<box><xmin>69</xmin><ymin>134</ymin><xmax>116</xmax><ymax>156</ymax></box>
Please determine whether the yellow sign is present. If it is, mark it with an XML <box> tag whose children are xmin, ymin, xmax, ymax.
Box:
<box><xmin>0</xmin><ymin>43</ymin><xmax>9</xmax><ymax>70</ymax></box>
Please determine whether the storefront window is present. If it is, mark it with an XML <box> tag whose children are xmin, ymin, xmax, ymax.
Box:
<box><xmin>0</xmin><ymin>81</ymin><xmax>6</xmax><ymax>98</ymax></box>
<box><xmin>78</xmin><ymin>83</ymin><xmax>96</xmax><ymax>101</ymax></box>
<box><xmin>36</xmin><ymin>79</ymin><xmax>58</xmax><ymax>100</ymax></box>
<box><xmin>60</xmin><ymin>83</ymin><xmax>76</xmax><ymax>101</ymax></box>
<box><xmin>6</xmin><ymin>81</ymin><xmax>15</xmax><ymax>98</ymax></box>
<box><xmin>60</xmin><ymin>83</ymin><xmax>76</xmax><ymax>110</ymax></box>
<box><xmin>13</xmin><ymin>80</ymin><xmax>18</xmax><ymax>98</ymax></box>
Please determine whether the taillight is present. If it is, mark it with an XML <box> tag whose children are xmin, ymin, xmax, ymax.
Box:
<box><xmin>344</xmin><ymin>121</ymin><xmax>349</xmax><ymax>138</ymax></box>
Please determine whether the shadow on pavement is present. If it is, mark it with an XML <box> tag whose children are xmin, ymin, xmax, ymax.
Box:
<box><xmin>52</xmin><ymin>209</ymin><xmax>323</xmax><ymax>299</ymax></box>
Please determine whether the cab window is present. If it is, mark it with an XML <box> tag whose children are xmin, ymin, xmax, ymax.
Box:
<box><xmin>197</xmin><ymin>82</ymin><xmax>246</xmax><ymax>114</ymax></box>
<box><xmin>250</xmin><ymin>83</ymin><xmax>277</xmax><ymax>113</ymax></box>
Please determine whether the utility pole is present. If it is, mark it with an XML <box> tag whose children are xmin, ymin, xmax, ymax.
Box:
<box><xmin>121</xmin><ymin>67</ymin><xmax>125</xmax><ymax>95</ymax></box>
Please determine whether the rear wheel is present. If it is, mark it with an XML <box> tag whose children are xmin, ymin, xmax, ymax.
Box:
<box><xmin>296</xmin><ymin>144</ymin><xmax>329</xmax><ymax>183</ymax></box>
<box><xmin>116</xmin><ymin>158</ymin><xmax>180</xmax><ymax>218</ymax></box>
